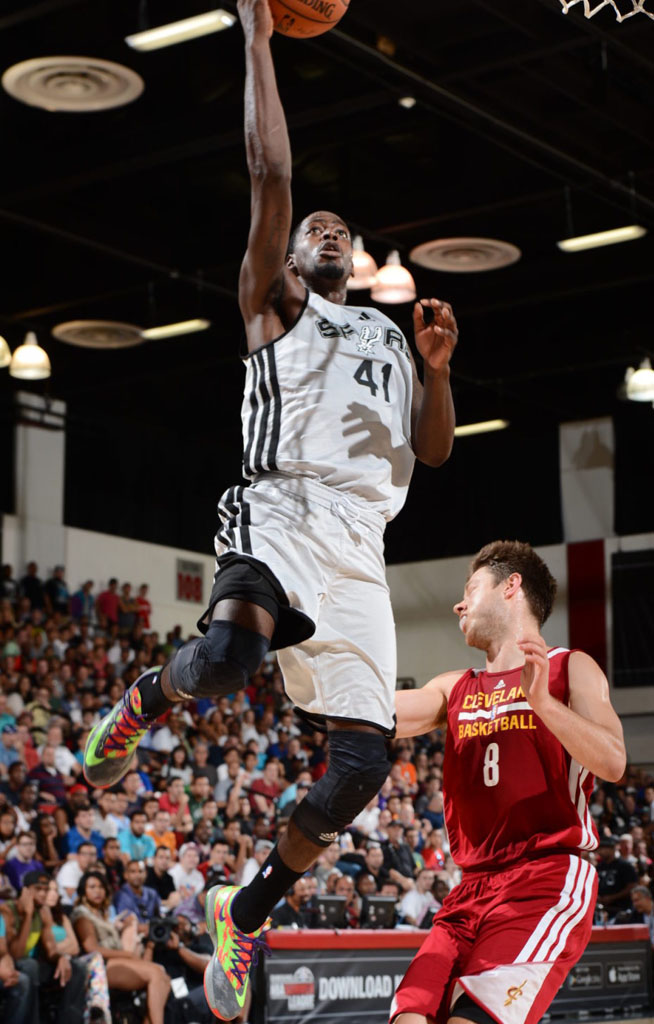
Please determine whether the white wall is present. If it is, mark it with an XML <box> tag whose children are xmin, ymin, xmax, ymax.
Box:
<box><xmin>2</xmin><ymin>514</ymin><xmax>216</xmax><ymax>638</ymax></box>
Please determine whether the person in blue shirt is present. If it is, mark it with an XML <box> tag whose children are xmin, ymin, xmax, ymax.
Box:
<box><xmin>65</xmin><ymin>805</ymin><xmax>105</xmax><ymax>857</ymax></box>
<box><xmin>0</xmin><ymin>724</ymin><xmax>20</xmax><ymax>774</ymax></box>
<box><xmin>113</xmin><ymin>860</ymin><xmax>160</xmax><ymax>923</ymax></box>
<box><xmin>117</xmin><ymin>809</ymin><xmax>156</xmax><ymax>863</ymax></box>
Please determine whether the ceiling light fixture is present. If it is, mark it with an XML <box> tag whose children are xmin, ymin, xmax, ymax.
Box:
<box><xmin>624</xmin><ymin>359</ymin><xmax>654</xmax><ymax>402</ymax></box>
<box><xmin>347</xmin><ymin>236</ymin><xmax>378</xmax><ymax>290</ymax></box>
<box><xmin>454</xmin><ymin>419</ymin><xmax>510</xmax><ymax>438</ymax></box>
<box><xmin>557</xmin><ymin>224</ymin><xmax>646</xmax><ymax>253</ymax></box>
<box><xmin>398</xmin><ymin>96</ymin><xmax>416</xmax><ymax>109</ymax></box>
<box><xmin>370</xmin><ymin>251</ymin><xmax>416</xmax><ymax>304</ymax></box>
<box><xmin>141</xmin><ymin>318</ymin><xmax>211</xmax><ymax>341</ymax></box>
<box><xmin>9</xmin><ymin>331</ymin><xmax>51</xmax><ymax>380</ymax></box>
<box><xmin>0</xmin><ymin>335</ymin><xmax>11</xmax><ymax>369</ymax></box>
<box><xmin>125</xmin><ymin>10</ymin><xmax>237</xmax><ymax>52</ymax></box>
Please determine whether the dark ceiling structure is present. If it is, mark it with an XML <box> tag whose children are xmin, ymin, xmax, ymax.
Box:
<box><xmin>1</xmin><ymin>0</ymin><xmax>653</xmax><ymax>561</ymax></box>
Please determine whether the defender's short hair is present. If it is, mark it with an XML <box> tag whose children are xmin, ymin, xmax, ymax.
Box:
<box><xmin>469</xmin><ymin>540</ymin><xmax>557</xmax><ymax>626</ymax></box>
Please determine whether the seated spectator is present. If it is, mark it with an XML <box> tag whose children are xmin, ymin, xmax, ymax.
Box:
<box><xmin>14</xmin><ymin>782</ymin><xmax>39</xmax><ymax>833</ymax></box>
<box><xmin>72</xmin><ymin>870</ymin><xmax>171</xmax><ymax>1024</ymax></box>
<box><xmin>144</xmin><ymin>846</ymin><xmax>179</xmax><ymax>910</ymax></box>
<box><xmin>201</xmin><ymin>839</ymin><xmax>232</xmax><ymax>888</ymax></box>
<box><xmin>120</xmin><ymin>770</ymin><xmax>145</xmax><ymax>813</ymax></box>
<box><xmin>147</xmin><ymin>911</ymin><xmax>213</xmax><ymax>1023</ymax></box>
<box><xmin>106</xmin><ymin>792</ymin><xmax>130</xmax><ymax>834</ymax></box>
<box><xmin>113</xmin><ymin>859</ymin><xmax>160</xmax><ymax>923</ymax></box>
<box><xmin>169</xmin><ymin>843</ymin><xmax>204</xmax><ymax>899</ymax></box>
<box><xmin>146</xmin><ymin>809</ymin><xmax>178</xmax><ymax>856</ymax></box>
<box><xmin>596</xmin><ymin>834</ymin><xmax>639</xmax><ymax>921</ymax></box>
<box><xmin>334</xmin><ymin>874</ymin><xmax>363</xmax><ymax>928</ymax></box>
<box><xmin>0</xmin><ymin>909</ymin><xmax>37</xmax><ymax>1023</ymax></box>
<box><xmin>57</xmin><ymin>844</ymin><xmax>98</xmax><ymax>911</ymax></box>
<box><xmin>188</xmin><ymin>774</ymin><xmax>212</xmax><ymax>824</ymax></box>
<box><xmin>190</xmin><ymin>741</ymin><xmax>217</xmax><ymax>787</ymax></box>
<box><xmin>162</xmin><ymin>744</ymin><xmax>193</xmax><ymax>786</ymax></box>
<box><xmin>92</xmin><ymin>791</ymin><xmax>119</xmax><ymax>840</ymax></box>
<box><xmin>34</xmin><ymin>814</ymin><xmax>64</xmax><ymax>873</ymax></box>
<box><xmin>118</xmin><ymin>809</ymin><xmax>156</xmax><ymax>864</ymax></box>
<box><xmin>0</xmin><ymin>806</ymin><xmax>18</xmax><ymax>860</ymax></box>
<box><xmin>362</xmin><ymin>842</ymin><xmax>390</xmax><ymax>893</ymax></box>
<box><xmin>422</xmin><ymin>826</ymin><xmax>447</xmax><ymax>871</ymax></box>
<box><xmin>0</xmin><ymin>762</ymin><xmax>27</xmax><ymax>807</ymax></box>
<box><xmin>45</xmin><ymin>877</ymin><xmax>112</xmax><ymax>1024</ymax></box>
<box><xmin>271</xmin><ymin>877</ymin><xmax>312</xmax><ymax>928</ymax></box>
<box><xmin>66</xmin><ymin>804</ymin><xmax>105</xmax><ymax>857</ymax></box>
<box><xmin>27</xmin><ymin>744</ymin><xmax>67</xmax><ymax>804</ymax></box>
<box><xmin>4</xmin><ymin>830</ymin><xmax>41</xmax><ymax>891</ymax></box>
<box><xmin>40</xmin><ymin>724</ymin><xmax>81</xmax><ymax>782</ymax></box>
<box><xmin>382</xmin><ymin>821</ymin><xmax>416</xmax><ymax>892</ymax></box>
<box><xmin>0</xmin><ymin>724</ymin><xmax>20</xmax><ymax>776</ymax></box>
<box><xmin>249</xmin><ymin>758</ymin><xmax>282</xmax><ymax>817</ymax></box>
<box><xmin>99</xmin><ymin>837</ymin><xmax>124</xmax><ymax>894</ymax></box>
<box><xmin>158</xmin><ymin>777</ymin><xmax>189</xmax><ymax>828</ymax></box>
<box><xmin>1</xmin><ymin>868</ymin><xmax>86</xmax><ymax>1024</ymax></box>
<box><xmin>398</xmin><ymin>867</ymin><xmax>437</xmax><ymax>926</ymax></box>
<box><xmin>630</xmin><ymin>885</ymin><xmax>654</xmax><ymax>944</ymax></box>
<box><xmin>314</xmin><ymin>842</ymin><xmax>343</xmax><ymax>894</ymax></box>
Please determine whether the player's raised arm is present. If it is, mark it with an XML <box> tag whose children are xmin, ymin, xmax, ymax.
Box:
<box><xmin>518</xmin><ymin>637</ymin><xmax>626</xmax><ymax>781</ymax></box>
<box><xmin>237</xmin><ymin>0</ymin><xmax>304</xmax><ymax>343</ymax></box>
<box><xmin>409</xmin><ymin>299</ymin><xmax>457</xmax><ymax>467</ymax></box>
<box><xmin>395</xmin><ymin>671</ymin><xmax>462</xmax><ymax>738</ymax></box>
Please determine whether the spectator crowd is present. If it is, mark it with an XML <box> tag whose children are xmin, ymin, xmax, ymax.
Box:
<box><xmin>0</xmin><ymin>560</ymin><xmax>653</xmax><ymax>1023</ymax></box>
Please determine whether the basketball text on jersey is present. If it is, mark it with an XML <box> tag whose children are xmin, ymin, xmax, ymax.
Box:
<box><xmin>457</xmin><ymin>682</ymin><xmax>536</xmax><ymax>737</ymax></box>
<box><xmin>316</xmin><ymin>316</ymin><xmax>410</xmax><ymax>358</ymax></box>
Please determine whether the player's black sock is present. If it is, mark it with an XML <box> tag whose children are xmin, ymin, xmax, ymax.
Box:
<box><xmin>137</xmin><ymin>668</ymin><xmax>174</xmax><ymax>717</ymax></box>
<box><xmin>231</xmin><ymin>846</ymin><xmax>303</xmax><ymax>934</ymax></box>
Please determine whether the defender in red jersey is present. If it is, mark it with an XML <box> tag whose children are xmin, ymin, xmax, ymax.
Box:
<box><xmin>391</xmin><ymin>541</ymin><xmax>625</xmax><ymax>1024</ymax></box>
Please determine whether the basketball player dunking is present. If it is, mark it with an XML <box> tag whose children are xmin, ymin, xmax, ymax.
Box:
<box><xmin>391</xmin><ymin>540</ymin><xmax>626</xmax><ymax>1024</ymax></box>
<box><xmin>83</xmin><ymin>0</ymin><xmax>457</xmax><ymax>1018</ymax></box>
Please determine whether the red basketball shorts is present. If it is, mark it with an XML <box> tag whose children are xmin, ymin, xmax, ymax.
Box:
<box><xmin>390</xmin><ymin>853</ymin><xmax>597</xmax><ymax>1024</ymax></box>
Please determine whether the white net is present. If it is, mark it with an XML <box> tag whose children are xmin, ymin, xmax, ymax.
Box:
<box><xmin>560</xmin><ymin>0</ymin><xmax>654</xmax><ymax>18</ymax></box>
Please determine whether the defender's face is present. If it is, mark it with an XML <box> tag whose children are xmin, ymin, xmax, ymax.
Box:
<box><xmin>453</xmin><ymin>567</ymin><xmax>503</xmax><ymax>649</ymax></box>
<box><xmin>289</xmin><ymin>212</ymin><xmax>353</xmax><ymax>284</ymax></box>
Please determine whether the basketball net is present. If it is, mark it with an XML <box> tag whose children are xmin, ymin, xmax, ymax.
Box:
<box><xmin>560</xmin><ymin>0</ymin><xmax>654</xmax><ymax>19</ymax></box>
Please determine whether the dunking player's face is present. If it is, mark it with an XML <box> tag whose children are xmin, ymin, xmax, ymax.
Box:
<box><xmin>288</xmin><ymin>212</ymin><xmax>353</xmax><ymax>286</ymax></box>
<box><xmin>453</xmin><ymin>567</ymin><xmax>507</xmax><ymax>651</ymax></box>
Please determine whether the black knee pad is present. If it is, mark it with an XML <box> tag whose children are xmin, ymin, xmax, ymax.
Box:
<box><xmin>168</xmin><ymin>620</ymin><xmax>269</xmax><ymax>700</ymax></box>
<box><xmin>292</xmin><ymin>730</ymin><xmax>391</xmax><ymax>846</ymax></box>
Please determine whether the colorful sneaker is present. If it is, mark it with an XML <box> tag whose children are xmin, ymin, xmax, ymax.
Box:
<box><xmin>204</xmin><ymin>885</ymin><xmax>270</xmax><ymax>1021</ymax></box>
<box><xmin>83</xmin><ymin>669</ymin><xmax>160</xmax><ymax>788</ymax></box>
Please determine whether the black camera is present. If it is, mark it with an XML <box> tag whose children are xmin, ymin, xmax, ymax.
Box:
<box><xmin>148</xmin><ymin>917</ymin><xmax>177</xmax><ymax>945</ymax></box>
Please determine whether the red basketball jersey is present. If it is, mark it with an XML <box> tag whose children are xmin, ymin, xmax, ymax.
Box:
<box><xmin>443</xmin><ymin>647</ymin><xmax>598</xmax><ymax>871</ymax></box>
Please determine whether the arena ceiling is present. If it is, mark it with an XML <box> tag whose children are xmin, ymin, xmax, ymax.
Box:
<box><xmin>1</xmin><ymin>0</ymin><xmax>653</xmax><ymax>557</ymax></box>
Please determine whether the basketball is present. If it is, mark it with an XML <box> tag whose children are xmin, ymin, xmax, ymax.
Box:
<box><xmin>268</xmin><ymin>0</ymin><xmax>350</xmax><ymax>38</ymax></box>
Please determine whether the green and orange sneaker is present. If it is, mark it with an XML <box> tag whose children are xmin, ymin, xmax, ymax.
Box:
<box><xmin>204</xmin><ymin>885</ymin><xmax>271</xmax><ymax>1021</ymax></box>
<box><xmin>83</xmin><ymin>669</ymin><xmax>160</xmax><ymax>788</ymax></box>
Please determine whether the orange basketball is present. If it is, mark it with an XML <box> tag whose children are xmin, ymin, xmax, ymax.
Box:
<box><xmin>268</xmin><ymin>0</ymin><xmax>350</xmax><ymax>38</ymax></box>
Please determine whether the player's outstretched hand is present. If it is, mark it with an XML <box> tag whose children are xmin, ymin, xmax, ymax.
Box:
<box><xmin>413</xmin><ymin>299</ymin><xmax>458</xmax><ymax>375</ymax></box>
<box><xmin>237</xmin><ymin>0</ymin><xmax>274</xmax><ymax>40</ymax></box>
<box><xmin>517</xmin><ymin>635</ymin><xmax>551</xmax><ymax>711</ymax></box>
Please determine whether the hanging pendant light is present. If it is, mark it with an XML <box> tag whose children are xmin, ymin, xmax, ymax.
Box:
<box><xmin>347</xmin><ymin>236</ymin><xmax>378</xmax><ymax>290</ymax></box>
<box><xmin>370</xmin><ymin>250</ymin><xmax>416</xmax><ymax>304</ymax></box>
<box><xmin>9</xmin><ymin>331</ymin><xmax>51</xmax><ymax>380</ymax></box>
<box><xmin>625</xmin><ymin>358</ymin><xmax>654</xmax><ymax>402</ymax></box>
<box><xmin>0</xmin><ymin>335</ymin><xmax>11</xmax><ymax>368</ymax></box>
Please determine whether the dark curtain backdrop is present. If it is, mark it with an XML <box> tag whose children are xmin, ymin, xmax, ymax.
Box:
<box><xmin>611</xmin><ymin>548</ymin><xmax>654</xmax><ymax>688</ymax></box>
<box><xmin>614</xmin><ymin>404</ymin><xmax>654</xmax><ymax>537</ymax></box>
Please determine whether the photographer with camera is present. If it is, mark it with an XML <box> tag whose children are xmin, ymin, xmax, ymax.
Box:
<box><xmin>146</xmin><ymin>912</ymin><xmax>214</xmax><ymax>1023</ymax></box>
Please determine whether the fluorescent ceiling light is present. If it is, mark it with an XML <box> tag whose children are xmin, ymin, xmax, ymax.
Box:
<box><xmin>141</xmin><ymin>319</ymin><xmax>211</xmax><ymax>340</ymax></box>
<box><xmin>454</xmin><ymin>419</ymin><xmax>509</xmax><ymax>438</ymax></box>
<box><xmin>557</xmin><ymin>225</ymin><xmax>646</xmax><ymax>253</ymax></box>
<box><xmin>125</xmin><ymin>10</ymin><xmax>236</xmax><ymax>52</ymax></box>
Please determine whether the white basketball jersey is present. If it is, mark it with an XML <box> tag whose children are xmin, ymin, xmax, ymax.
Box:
<box><xmin>240</xmin><ymin>289</ymin><xmax>415</xmax><ymax>521</ymax></box>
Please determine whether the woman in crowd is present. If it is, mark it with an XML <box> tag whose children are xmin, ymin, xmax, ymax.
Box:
<box><xmin>71</xmin><ymin>870</ymin><xmax>171</xmax><ymax>1024</ymax></box>
<box><xmin>35</xmin><ymin>814</ymin><xmax>64</xmax><ymax>873</ymax></box>
<box><xmin>162</xmin><ymin>744</ymin><xmax>192</xmax><ymax>786</ymax></box>
<box><xmin>46</xmin><ymin>878</ymin><xmax>111</xmax><ymax>1024</ymax></box>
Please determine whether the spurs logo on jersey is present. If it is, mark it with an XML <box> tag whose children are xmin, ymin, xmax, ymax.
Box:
<box><xmin>356</xmin><ymin>324</ymin><xmax>383</xmax><ymax>354</ymax></box>
<box><xmin>240</xmin><ymin>290</ymin><xmax>415</xmax><ymax>521</ymax></box>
